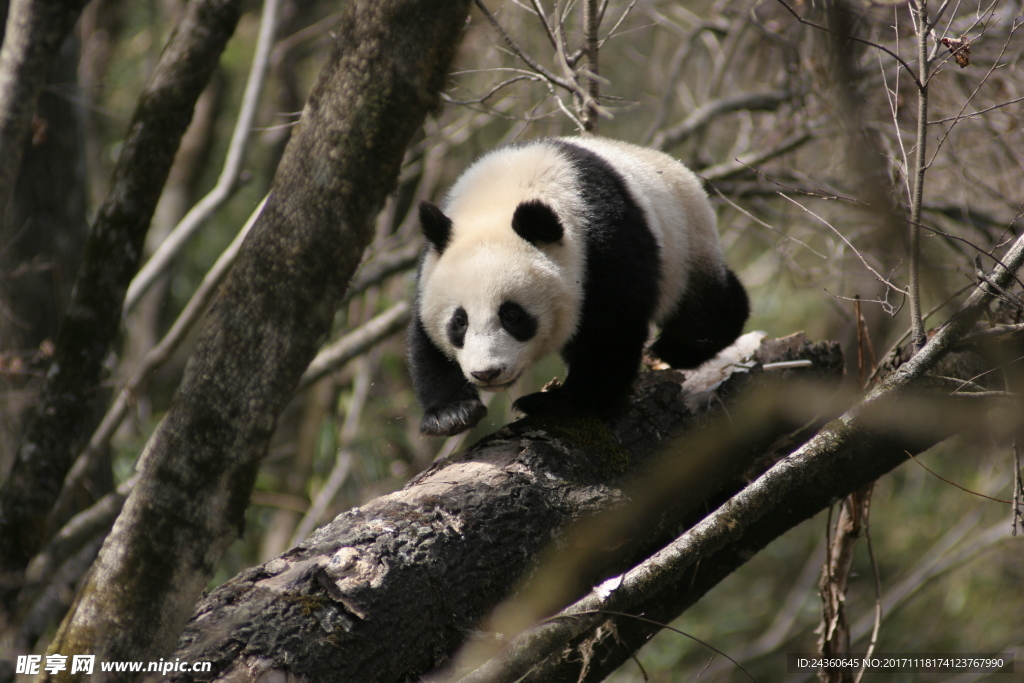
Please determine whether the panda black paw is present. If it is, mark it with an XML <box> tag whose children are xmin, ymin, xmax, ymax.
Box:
<box><xmin>512</xmin><ymin>388</ymin><xmax>585</xmax><ymax>418</ymax></box>
<box><xmin>420</xmin><ymin>399</ymin><xmax>487</xmax><ymax>436</ymax></box>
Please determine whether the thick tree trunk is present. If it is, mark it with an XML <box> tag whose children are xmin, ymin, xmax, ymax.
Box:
<box><xmin>41</xmin><ymin>0</ymin><xmax>472</xmax><ymax>677</ymax></box>
<box><xmin>0</xmin><ymin>0</ymin><xmax>243</xmax><ymax>622</ymax></box>
<box><xmin>0</xmin><ymin>12</ymin><xmax>88</xmax><ymax>489</ymax></box>
<box><xmin>167</xmin><ymin>334</ymin><xmax>844</xmax><ymax>682</ymax></box>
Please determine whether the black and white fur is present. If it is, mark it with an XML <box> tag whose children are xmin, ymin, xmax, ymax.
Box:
<box><xmin>408</xmin><ymin>137</ymin><xmax>749</xmax><ymax>436</ymax></box>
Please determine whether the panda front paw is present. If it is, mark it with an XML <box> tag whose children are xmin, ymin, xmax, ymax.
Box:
<box><xmin>512</xmin><ymin>388</ymin><xmax>584</xmax><ymax>418</ymax></box>
<box><xmin>420</xmin><ymin>399</ymin><xmax>488</xmax><ymax>436</ymax></box>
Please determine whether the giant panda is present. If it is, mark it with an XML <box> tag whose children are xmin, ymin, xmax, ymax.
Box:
<box><xmin>407</xmin><ymin>136</ymin><xmax>749</xmax><ymax>436</ymax></box>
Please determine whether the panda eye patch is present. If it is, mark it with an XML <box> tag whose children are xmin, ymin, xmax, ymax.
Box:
<box><xmin>499</xmin><ymin>301</ymin><xmax>537</xmax><ymax>341</ymax></box>
<box><xmin>448</xmin><ymin>307</ymin><xmax>468</xmax><ymax>348</ymax></box>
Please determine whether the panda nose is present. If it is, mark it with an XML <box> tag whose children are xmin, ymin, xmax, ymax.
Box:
<box><xmin>472</xmin><ymin>368</ymin><xmax>502</xmax><ymax>383</ymax></box>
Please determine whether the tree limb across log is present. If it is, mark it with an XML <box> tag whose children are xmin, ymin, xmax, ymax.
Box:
<box><xmin>170</xmin><ymin>332</ymin><xmax>843</xmax><ymax>682</ymax></box>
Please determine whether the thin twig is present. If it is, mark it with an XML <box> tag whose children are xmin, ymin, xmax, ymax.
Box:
<box><xmin>907</xmin><ymin>0</ymin><xmax>931</xmax><ymax>352</ymax></box>
<box><xmin>778</xmin><ymin>193</ymin><xmax>909</xmax><ymax>298</ymax></box>
<box><xmin>854</xmin><ymin>492</ymin><xmax>882</xmax><ymax>683</ymax></box>
<box><xmin>706</xmin><ymin>182</ymin><xmax>827</xmax><ymax>260</ymax></box>
<box><xmin>929</xmin><ymin>94</ymin><xmax>1024</xmax><ymax>124</ymax></box>
<box><xmin>297</xmin><ymin>301</ymin><xmax>411</xmax><ymax>392</ymax></box>
<box><xmin>527</xmin><ymin>0</ymin><xmax>559</xmax><ymax>52</ymax></box>
<box><xmin>905</xmin><ymin>451</ymin><xmax>1012</xmax><ymax>504</ymax></box>
<box><xmin>49</xmin><ymin>197</ymin><xmax>267</xmax><ymax>529</ymax></box>
<box><xmin>1012</xmin><ymin>440</ymin><xmax>1022</xmax><ymax>536</ymax></box>
<box><xmin>440</xmin><ymin>75</ymin><xmax>540</xmax><ymax>105</ymax></box>
<box><xmin>773</xmin><ymin>0</ymin><xmax>922</xmax><ymax>88</ymax></box>
<box><xmin>595</xmin><ymin>0</ymin><xmax>641</xmax><ymax>51</ymax></box>
<box><xmin>123</xmin><ymin>0</ymin><xmax>282</xmax><ymax>313</ymax></box>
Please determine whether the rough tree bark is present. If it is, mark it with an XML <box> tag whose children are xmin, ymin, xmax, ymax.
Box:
<box><xmin>163</xmin><ymin>253</ymin><xmax>1023</xmax><ymax>683</ymax></box>
<box><xmin>0</xmin><ymin>7</ymin><xmax>88</xmax><ymax>478</ymax></box>
<box><xmin>512</xmin><ymin>381</ymin><xmax>980</xmax><ymax>683</ymax></box>
<box><xmin>458</xmin><ymin>232</ymin><xmax>1024</xmax><ymax>682</ymax></box>
<box><xmin>0</xmin><ymin>0</ymin><xmax>243</xmax><ymax>622</ymax></box>
<box><xmin>0</xmin><ymin>0</ymin><xmax>89</xmax><ymax>221</ymax></box>
<box><xmin>41</xmin><ymin>0</ymin><xmax>472</xmax><ymax>678</ymax></box>
<box><xmin>0</xmin><ymin>5</ymin><xmax>87</xmax><ymax>354</ymax></box>
<box><xmin>164</xmin><ymin>334</ymin><xmax>844</xmax><ymax>682</ymax></box>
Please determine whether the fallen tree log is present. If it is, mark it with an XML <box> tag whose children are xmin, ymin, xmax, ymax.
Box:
<box><xmin>169</xmin><ymin>332</ymin><xmax>843</xmax><ymax>682</ymax></box>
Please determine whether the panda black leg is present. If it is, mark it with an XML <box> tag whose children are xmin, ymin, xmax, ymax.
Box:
<box><xmin>513</xmin><ymin>312</ymin><xmax>649</xmax><ymax>420</ymax></box>
<box><xmin>651</xmin><ymin>268</ymin><xmax>749</xmax><ymax>369</ymax></box>
<box><xmin>407</xmin><ymin>314</ymin><xmax>486</xmax><ymax>436</ymax></box>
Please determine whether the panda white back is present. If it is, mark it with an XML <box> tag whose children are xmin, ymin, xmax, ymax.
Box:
<box><xmin>408</xmin><ymin>137</ymin><xmax>749</xmax><ymax>436</ymax></box>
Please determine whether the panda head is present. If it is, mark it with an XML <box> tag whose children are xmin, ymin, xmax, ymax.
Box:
<box><xmin>417</xmin><ymin>199</ymin><xmax>581</xmax><ymax>392</ymax></box>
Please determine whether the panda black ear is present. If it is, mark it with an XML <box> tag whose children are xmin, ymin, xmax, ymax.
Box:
<box><xmin>419</xmin><ymin>201</ymin><xmax>453</xmax><ymax>253</ymax></box>
<box><xmin>512</xmin><ymin>200</ymin><xmax>563</xmax><ymax>246</ymax></box>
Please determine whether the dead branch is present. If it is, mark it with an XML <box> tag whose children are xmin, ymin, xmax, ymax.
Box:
<box><xmin>123</xmin><ymin>0</ymin><xmax>282</xmax><ymax>313</ymax></box>
<box><xmin>651</xmin><ymin>89</ymin><xmax>792</xmax><ymax>151</ymax></box>
<box><xmin>168</xmin><ymin>333</ymin><xmax>844</xmax><ymax>682</ymax></box>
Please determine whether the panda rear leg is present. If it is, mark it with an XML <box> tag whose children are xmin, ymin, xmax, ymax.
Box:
<box><xmin>650</xmin><ymin>268</ymin><xmax>749</xmax><ymax>369</ymax></box>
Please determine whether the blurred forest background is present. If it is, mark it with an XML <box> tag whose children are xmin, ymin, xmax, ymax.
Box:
<box><xmin>1</xmin><ymin>0</ymin><xmax>1022</xmax><ymax>680</ymax></box>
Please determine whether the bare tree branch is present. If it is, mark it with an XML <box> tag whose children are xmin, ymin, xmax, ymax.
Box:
<box><xmin>0</xmin><ymin>0</ymin><xmax>89</xmax><ymax>221</ymax></box>
<box><xmin>651</xmin><ymin>89</ymin><xmax>792</xmax><ymax>151</ymax></box>
<box><xmin>168</xmin><ymin>334</ymin><xmax>844</xmax><ymax>682</ymax></box>
<box><xmin>0</xmin><ymin>0</ymin><xmax>243</xmax><ymax>622</ymax></box>
<box><xmin>448</xmin><ymin>233</ymin><xmax>1024</xmax><ymax>683</ymax></box>
<box><xmin>47</xmin><ymin>198</ymin><xmax>266</xmax><ymax>534</ymax></box>
<box><xmin>123</xmin><ymin>0</ymin><xmax>283</xmax><ymax>314</ymax></box>
<box><xmin>41</xmin><ymin>0</ymin><xmax>472</xmax><ymax>670</ymax></box>
<box><xmin>296</xmin><ymin>301</ymin><xmax>411</xmax><ymax>393</ymax></box>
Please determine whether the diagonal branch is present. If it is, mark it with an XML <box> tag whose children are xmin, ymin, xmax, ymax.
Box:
<box><xmin>123</xmin><ymin>0</ymin><xmax>283</xmax><ymax>314</ymax></box>
<box><xmin>651</xmin><ymin>89</ymin><xmax>793</xmax><ymax>151</ymax></box>
<box><xmin>452</xmin><ymin>233</ymin><xmax>1024</xmax><ymax>683</ymax></box>
<box><xmin>0</xmin><ymin>0</ymin><xmax>243</xmax><ymax>621</ymax></box>
<box><xmin>46</xmin><ymin>198</ymin><xmax>267</xmax><ymax>535</ymax></box>
<box><xmin>773</xmin><ymin>0</ymin><xmax>922</xmax><ymax>88</ymax></box>
<box><xmin>43</xmin><ymin>0</ymin><xmax>473</xmax><ymax>668</ymax></box>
